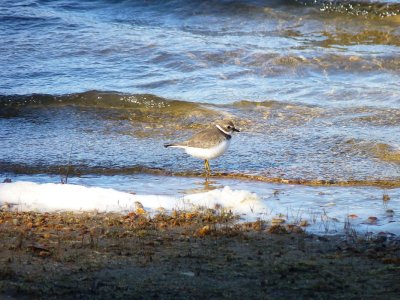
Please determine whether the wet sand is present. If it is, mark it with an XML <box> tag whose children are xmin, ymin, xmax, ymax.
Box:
<box><xmin>1</xmin><ymin>210</ymin><xmax>399</xmax><ymax>299</ymax></box>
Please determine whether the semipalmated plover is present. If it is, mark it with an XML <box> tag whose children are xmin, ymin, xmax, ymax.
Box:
<box><xmin>164</xmin><ymin>120</ymin><xmax>240</xmax><ymax>175</ymax></box>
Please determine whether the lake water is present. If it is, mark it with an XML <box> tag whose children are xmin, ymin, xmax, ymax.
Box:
<box><xmin>1</xmin><ymin>0</ymin><xmax>399</xmax><ymax>233</ymax></box>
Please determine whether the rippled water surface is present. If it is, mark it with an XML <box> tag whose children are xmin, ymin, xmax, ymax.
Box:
<box><xmin>1</xmin><ymin>0</ymin><xmax>399</xmax><ymax>187</ymax></box>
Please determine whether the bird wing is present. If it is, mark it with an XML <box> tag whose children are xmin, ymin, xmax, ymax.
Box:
<box><xmin>180</xmin><ymin>128</ymin><xmax>226</xmax><ymax>149</ymax></box>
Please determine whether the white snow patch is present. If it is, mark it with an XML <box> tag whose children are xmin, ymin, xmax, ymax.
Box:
<box><xmin>0</xmin><ymin>182</ymin><xmax>265</xmax><ymax>219</ymax></box>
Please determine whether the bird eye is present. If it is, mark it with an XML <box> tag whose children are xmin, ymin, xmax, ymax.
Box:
<box><xmin>227</xmin><ymin>125</ymin><xmax>232</xmax><ymax>129</ymax></box>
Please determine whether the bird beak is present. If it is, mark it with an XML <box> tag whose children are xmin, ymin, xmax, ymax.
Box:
<box><xmin>233</xmin><ymin>127</ymin><xmax>240</xmax><ymax>132</ymax></box>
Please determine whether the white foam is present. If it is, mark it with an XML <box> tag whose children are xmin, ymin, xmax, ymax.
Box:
<box><xmin>0</xmin><ymin>181</ymin><xmax>265</xmax><ymax>219</ymax></box>
<box><xmin>1</xmin><ymin>181</ymin><xmax>399</xmax><ymax>236</ymax></box>
<box><xmin>184</xmin><ymin>186</ymin><xmax>265</xmax><ymax>217</ymax></box>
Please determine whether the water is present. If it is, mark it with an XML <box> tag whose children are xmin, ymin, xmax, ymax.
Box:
<box><xmin>1</xmin><ymin>0</ymin><xmax>399</xmax><ymax>232</ymax></box>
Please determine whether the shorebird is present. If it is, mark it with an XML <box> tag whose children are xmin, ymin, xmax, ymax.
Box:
<box><xmin>164</xmin><ymin>120</ymin><xmax>240</xmax><ymax>176</ymax></box>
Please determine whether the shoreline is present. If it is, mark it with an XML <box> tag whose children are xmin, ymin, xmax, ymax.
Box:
<box><xmin>1</xmin><ymin>210</ymin><xmax>399</xmax><ymax>299</ymax></box>
<box><xmin>1</xmin><ymin>179</ymin><xmax>399</xmax><ymax>237</ymax></box>
<box><xmin>3</xmin><ymin>167</ymin><xmax>400</xmax><ymax>188</ymax></box>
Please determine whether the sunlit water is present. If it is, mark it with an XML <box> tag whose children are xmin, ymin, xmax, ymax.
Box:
<box><xmin>1</xmin><ymin>0</ymin><xmax>399</xmax><ymax>233</ymax></box>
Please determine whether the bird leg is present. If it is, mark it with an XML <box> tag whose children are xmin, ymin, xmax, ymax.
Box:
<box><xmin>204</xmin><ymin>159</ymin><xmax>211</xmax><ymax>177</ymax></box>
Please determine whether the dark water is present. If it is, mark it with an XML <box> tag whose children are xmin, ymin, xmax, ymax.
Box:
<box><xmin>1</xmin><ymin>0</ymin><xmax>400</xmax><ymax>186</ymax></box>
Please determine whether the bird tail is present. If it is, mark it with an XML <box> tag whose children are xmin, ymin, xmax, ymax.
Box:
<box><xmin>164</xmin><ymin>143</ymin><xmax>184</xmax><ymax>148</ymax></box>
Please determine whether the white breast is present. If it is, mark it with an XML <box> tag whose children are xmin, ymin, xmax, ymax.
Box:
<box><xmin>184</xmin><ymin>139</ymin><xmax>230</xmax><ymax>160</ymax></box>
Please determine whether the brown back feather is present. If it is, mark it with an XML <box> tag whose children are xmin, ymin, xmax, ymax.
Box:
<box><xmin>178</xmin><ymin>127</ymin><xmax>228</xmax><ymax>148</ymax></box>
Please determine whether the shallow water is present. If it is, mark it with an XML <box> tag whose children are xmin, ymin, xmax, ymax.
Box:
<box><xmin>1</xmin><ymin>92</ymin><xmax>399</xmax><ymax>184</ymax></box>
<box><xmin>1</xmin><ymin>1</ymin><xmax>400</xmax><ymax>232</ymax></box>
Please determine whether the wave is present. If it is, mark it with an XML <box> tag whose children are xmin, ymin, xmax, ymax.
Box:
<box><xmin>2</xmin><ymin>91</ymin><xmax>399</xmax><ymax>130</ymax></box>
<box><xmin>0</xmin><ymin>91</ymin><xmax>223</xmax><ymax>127</ymax></box>
<box><xmin>373</xmin><ymin>143</ymin><xmax>400</xmax><ymax>162</ymax></box>
<box><xmin>294</xmin><ymin>0</ymin><xmax>400</xmax><ymax>17</ymax></box>
<box><xmin>0</xmin><ymin>90</ymin><xmax>198</xmax><ymax>109</ymax></box>
<box><xmin>343</xmin><ymin>140</ymin><xmax>400</xmax><ymax>163</ymax></box>
<box><xmin>0</xmin><ymin>90</ymin><xmax>374</xmax><ymax>114</ymax></box>
<box><xmin>0</xmin><ymin>90</ymin><xmax>322</xmax><ymax>119</ymax></box>
<box><xmin>245</xmin><ymin>53</ymin><xmax>400</xmax><ymax>75</ymax></box>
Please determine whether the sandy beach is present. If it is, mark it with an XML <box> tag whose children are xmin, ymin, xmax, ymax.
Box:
<box><xmin>1</xmin><ymin>209</ymin><xmax>399</xmax><ymax>299</ymax></box>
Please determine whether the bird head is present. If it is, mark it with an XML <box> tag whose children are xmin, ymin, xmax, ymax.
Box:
<box><xmin>216</xmin><ymin>120</ymin><xmax>240</xmax><ymax>135</ymax></box>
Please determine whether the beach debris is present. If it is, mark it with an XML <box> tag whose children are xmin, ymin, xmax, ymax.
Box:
<box><xmin>348</xmin><ymin>214</ymin><xmax>358</xmax><ymax>219</ymax></box>
<box><xmin>364</xmin><ymin>216</ymin><xmax>378</xmax><ymax>225</ymax></box>
<box><xmin>299</xmin><ymin>220</ymin><xmax>309</xmax><ymax>227</ymax></box>
<box><xmin>285</xmin><ymin>224</ymin><xmax>304</xmax><ymax>233</ymax></box>
<box><xmin>197</xmin><ymin>225</ymin><xmax>211</xmax><ymax>236</ymax></box>
<box><xmin>252</xmin><ymin>219</ymin><xmax>265</xmax><ymax>231</ymax></box>
<box><xmin>267</xmin><ymin>225</ymin><xmax>287</xmax><ymax>234</ymax></box>
<box><xmin>134</xmin><ymin>201</ymin><xmax>144</xmax><ymax>210</ymax></box>
<box><xmin>271</xmin><ymin>218</ymin><xmax>285</xmax><ymax>226</ymax></box>
<box><xmin>134</xmin><ymin>201</ymin><xmax>146</xmax><ymax>215</ymax></box>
